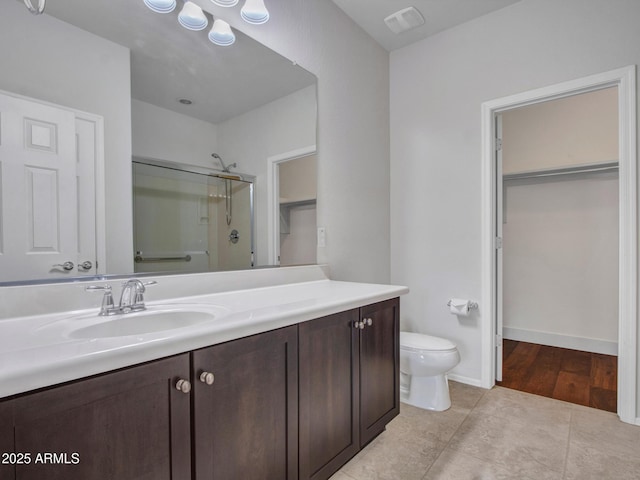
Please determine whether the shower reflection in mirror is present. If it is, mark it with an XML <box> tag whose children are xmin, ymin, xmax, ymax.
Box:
<box><xmin>132</xmin><ymin>158</ymin><xmax>254</xmax><ymax>274</ymax></box>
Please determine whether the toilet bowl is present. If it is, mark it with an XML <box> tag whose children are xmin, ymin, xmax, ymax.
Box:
<box><xmin>399</xmin><ymin>331</ymin><xmax>461</xmax><ymax>411</ymax></box>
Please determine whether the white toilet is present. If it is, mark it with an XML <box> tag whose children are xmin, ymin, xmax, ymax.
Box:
<box><xmin>399</xmin><ymin>331</ymin><xmax>461</xmax><ymax>411</ymax></box>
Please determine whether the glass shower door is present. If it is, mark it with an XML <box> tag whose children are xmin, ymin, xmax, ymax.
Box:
<box><xmin>132</xmin><ymin>160</ymin><xmax>253</xmax><ymax>274</ymax></box>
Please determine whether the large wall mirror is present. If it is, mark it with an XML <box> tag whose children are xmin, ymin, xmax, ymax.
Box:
<box><xmin>0</xmin><ymin>0</ymin><xmax>317</xmax><ymax>284</ymax></box>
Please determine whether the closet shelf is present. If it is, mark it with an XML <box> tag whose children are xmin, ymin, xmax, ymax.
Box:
<box><xmin>503</xmin><ymin>161</ymin><xmax>618</xmax><ymax>182</ymax></box>
<box><xmin>279</xmin><ymin>198</ymin><xmax>316</xmax><ymax>235</ymax></box>
<box><xmin>279</xmin><ymin>196</ymin><xmax>316</xmax><ymax>207</ymax></box>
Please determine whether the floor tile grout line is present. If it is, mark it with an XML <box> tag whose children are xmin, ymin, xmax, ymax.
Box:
<box><xmin>418</xmin><ymin>401</ymin><xmax>476</xmax><ymax>480</ymax></box>
<box><xmin>419</xmin><ymin>386</ymin><xmax>492</xmax><ymax>480</ymax></box>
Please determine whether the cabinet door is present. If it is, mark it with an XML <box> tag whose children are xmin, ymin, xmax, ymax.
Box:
<box><xmin>0</xmin><ymin>400</ymin><xmax>14</xmax><ymax>480</ymax></box>
<box><xmin>192</xmin><ymin>325</ymin><xmax>298</xmax><ymax>480</ymax></box>
<box><xmin>11</xmin><ymin>354</ymin><xmax>191</xmax><ymax>480</ymax></box>
<box><xmin>359</xmin><ymin>298</ymin><xmax>400</xmax><ymax>447</ymax></box>
<box><xmin>299</xmin><ymin>309</ymin><xmax>360</xmax><ymax>480</ymax></box>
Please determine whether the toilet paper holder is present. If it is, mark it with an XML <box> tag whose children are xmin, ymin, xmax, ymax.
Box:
<box><xmin>447</xmin><ymin>299</ymin><xmax>479</xmax><ymax>309</ymax></box>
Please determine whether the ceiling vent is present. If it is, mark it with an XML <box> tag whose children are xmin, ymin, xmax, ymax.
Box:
<box><xmin>384</xmin><ymin>6</ymin><xmax>425</xmax><ymax>35</ymax></box>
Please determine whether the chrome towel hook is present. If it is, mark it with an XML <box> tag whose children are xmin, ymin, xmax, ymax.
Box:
<box><xmin>24</xmin><ymin>0</ymin><xmax>46</xmax><ymax>15</ymax></box>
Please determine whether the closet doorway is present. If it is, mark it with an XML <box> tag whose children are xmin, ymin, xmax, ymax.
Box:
<box><xmin>480</xmin><ymin>66</ymin><xmax>637</xmax><ymax>424</ymax></box>
<box><xmin>497</xmin><ymin>88</ymin><xmax>618</xmax><ymax>412</ymax></box>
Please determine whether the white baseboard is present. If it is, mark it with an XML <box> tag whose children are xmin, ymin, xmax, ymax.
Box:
<box><xmin>503</xmin><ymin>327</ymin><xmax>618</xmax><ymax>355</ymax></box>
<box><xmin>447</xmin><ymin>373</ymin><xmax>484</xmax><ymax>388</ymax></box>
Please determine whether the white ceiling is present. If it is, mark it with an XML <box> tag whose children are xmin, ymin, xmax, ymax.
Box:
<box><xmin>331</xmin><ymin>0</ymin><xmax>522</xmax><ymax>51</ymax></box>
<box><xmin>42</xmin><ymin>0</ymin><xmax>315</xmax><ymax>124</ymax></box>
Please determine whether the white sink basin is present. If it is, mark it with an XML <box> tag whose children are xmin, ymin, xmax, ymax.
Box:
<box><xmin>69</xmin><ymin>309</ymin><xmax>216</xmax><ymax>339</ymax></box>
<box><xmin>31</xmin><ymin>304</ymin><xmax>229</xmax><ymax>340</ymax></box>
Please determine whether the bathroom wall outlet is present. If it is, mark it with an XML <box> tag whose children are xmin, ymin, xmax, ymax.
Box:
<box><xmin>317</xmin><ymin>227</ymin><xmax>326</xmax><ymax>247</ymax></box>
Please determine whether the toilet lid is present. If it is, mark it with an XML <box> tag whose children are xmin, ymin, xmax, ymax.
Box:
<box><xmin>400</xmin><ymin>332</ymin><xmax>457</xmax><ymax>352</ymax></box>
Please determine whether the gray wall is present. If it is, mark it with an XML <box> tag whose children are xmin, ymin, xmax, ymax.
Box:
<box><xmin>390</xmin><ymin>0</ymin><xmax>639</xmax><ymax>414</ymax></box>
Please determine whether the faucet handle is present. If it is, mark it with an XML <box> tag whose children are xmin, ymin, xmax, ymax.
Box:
<box><xmin>85</xmin><ymin>284</ymin><xmax>112</xmax><ymax>292</ymax></box>
<box><xmin>137</xmin><ymin>281</ymin><xmax>157</xmax><ymax>304</ymax></box>
<box><xmin>85</xmin><ymin>285</ymin><xmax>116</xmax><ymax>316</ymax></box>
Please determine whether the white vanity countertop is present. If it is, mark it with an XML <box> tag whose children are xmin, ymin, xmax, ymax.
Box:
<box><xmin>0</xmin><ymin>279</ymin><xmax>408</xmax><ymax>398</ymax></box>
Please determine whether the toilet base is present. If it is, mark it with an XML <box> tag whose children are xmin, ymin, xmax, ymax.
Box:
<box><xmin>400</xmin><ymin>373</ymin><xmax>452</xmax><ymax>411</ymax></box>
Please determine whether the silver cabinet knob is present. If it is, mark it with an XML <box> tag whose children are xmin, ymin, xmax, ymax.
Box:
<box><xmin>199</xmin><ymin>371</ymin><xmax>215</xmax><ymax>385</ymax></box>
<box><xmin>175</xmin><ymin>379</ymin><xmax>192</xmax><ymax>393</ymax></box>
<box><xmin>78</xmin><ymin>260</ymin><xmax>93</xmax><ymax>271</ymax></box>
<box><xmin>366</xmin><ymin>318</ymin><xmax>373</xmax><ymax>326</ymax></box>
<box><xmin>52</xmin><ymin>261</ymin><xmax>74</xmax><ymax>271</ymax></box>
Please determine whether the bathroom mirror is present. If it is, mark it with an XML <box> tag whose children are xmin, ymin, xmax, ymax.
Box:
<box><xmin>0</xmin><ymin>0</ymin><xmax>317</xmax><ymax>284</ymax></box>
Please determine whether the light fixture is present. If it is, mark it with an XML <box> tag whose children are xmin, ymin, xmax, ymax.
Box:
<box><xmin>210</xmin><ymin>0</ymin><xmax>239</xmax><ymax>7</ymax></box>
<box><xmin>23</xmin><ymin>0</ymin><xmax>46</xmax><ymax>15</ymax></box>
<box><xmin>143</xmin><ymin>0</ymin><xmax>176</xmax><ymax>14</ymax></box>
<box><xmin>208</xmin><ymin>19</ymin><xmax>236</xmax><ymax>46</ymax></box>
<box><xmin>240</xmin><ymin>0</ymin><xmax>269</xmax><ymax>25</ymax></box>
<box><xmin>178</xmin><ymin>1</ymin><xmax>209</xmax><ymax>31</ymax></box>
<box><xmin>142</xmin><ymin>0</ymin><xmax>269</xmax><ymax>49</ymax></box>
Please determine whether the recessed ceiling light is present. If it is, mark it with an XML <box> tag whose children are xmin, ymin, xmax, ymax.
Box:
<box><xmin>179</xmin><ymin>98</ymin><xmax>193</xmax><ymax>105</ymax></box>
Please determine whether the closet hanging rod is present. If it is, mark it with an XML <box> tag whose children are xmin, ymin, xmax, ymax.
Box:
<box><xmin>503</xmin><ymin>161</ymin><xmax>619</xmax><ymax>182</ymax></box>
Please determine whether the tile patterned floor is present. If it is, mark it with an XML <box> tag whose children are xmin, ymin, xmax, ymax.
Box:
<box><xmin>331</xmin><ymin>382</ymin><xmax>640</xmax><ymax>480</ymax></box>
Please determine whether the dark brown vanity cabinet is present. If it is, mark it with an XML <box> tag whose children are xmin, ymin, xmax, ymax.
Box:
<box><xmin>192</xmin><ymin>325</ymin><xmax>299</xmax><ymax>480</ymax></box>
<box><xmin>1</xmin><ymin>354</ymin><xmax>191</xmax><ymax>480</ymax></box>
<box><xmin>359</xmin><ymin>299</ymin><xmax>400</xmax><ymax>446</ymax></box>
<box><xmin>0</xmin><ymin>298</ymin><xmax>399</xmax><ymax>480</ymax></box>
<box><xmin>299</xmin><ymin>298</ymin><xmax>400</xmax><ymax>480</ymax></box>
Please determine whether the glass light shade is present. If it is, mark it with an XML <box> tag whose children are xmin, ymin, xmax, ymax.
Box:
<box><xmin>143</xmin><ymin>0</ymin><xmax>176</xmax><ymax>13</ymax></box>
<box><xmin>178</xmin><ymin>1</ymin><xmax>209</xmax><ymax>31</ymax></box>
<box><xmin>210</xmin><ymin>0</ymin><xmax>239</xmax><ymax>7</ymax></box>
<box><xmin>240</xmin><ymin>0</ymin><xmax>269</xmax><ymax>25</ymax></box>
<box><xmin>208</xmin><ymin>19</ymin><xmax>236</xmax><ymax>46</ymax></box>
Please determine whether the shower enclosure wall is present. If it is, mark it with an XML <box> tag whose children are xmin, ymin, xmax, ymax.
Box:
<box><xmin>132</xmin><ymin>158</ymin><xmax>254</xmax><ymax>274</ymax></box>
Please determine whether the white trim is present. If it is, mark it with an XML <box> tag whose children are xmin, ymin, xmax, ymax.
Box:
<box><xmin>266</xmin><ymin>145</ymin><xmax>317</xmax><ymax>266</ymax></box>
<box><xmin>447</xmin><ymin>373</ymin><xmax>484</xmax><ymax>388</ymax></box>
<box><xmin>480</xmin><ymin>66</ymin><xmax>637</xmax><ymax>424</ymax></box>
<box><xmin>503</xmin><ymin>327</ymin><xmax>618</xmax><ymax>356</ymax></box>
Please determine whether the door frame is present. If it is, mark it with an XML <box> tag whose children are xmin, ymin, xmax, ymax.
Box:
<box><xmin>480</xmin><ymin>66</ymin><xmax>637</xmax><ymax>424</ymax></box>
<box><xmin>266</xmin><ymin>144</ymin><xmax>317</xmax><ymax>266</ymax></box>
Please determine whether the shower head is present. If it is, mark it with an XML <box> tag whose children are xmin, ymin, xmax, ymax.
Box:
<box><xmin>211</xmin><ymin>153</ymin><xmax>237</xmax><ymax>173</ymax></box>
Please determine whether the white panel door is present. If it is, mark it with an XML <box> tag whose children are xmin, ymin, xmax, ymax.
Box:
<box><xmin>0</xmin><ymin>92</ymin><xmax>80</xmax><ymax>281</ymax></box>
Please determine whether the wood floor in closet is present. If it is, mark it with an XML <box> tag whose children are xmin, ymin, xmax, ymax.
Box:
<box><xmin>497</xmin><ymin>339</ymin><xmax>617</xmax><ymax>413</ymax></box>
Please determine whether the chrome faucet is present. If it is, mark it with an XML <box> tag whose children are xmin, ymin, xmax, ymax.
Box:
<box><xmin>119</xmin><ymin>279</ymin><xmax>147</xmax><ymax>313</ymax></box>
<box><xmin>86</xmin><ymin>279</ymin><xmax>157</xmax><ymax>316</ymax></box>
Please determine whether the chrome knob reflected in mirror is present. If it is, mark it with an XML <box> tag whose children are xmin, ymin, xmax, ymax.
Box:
<box><xmin>52</xmin><ymin>261</ymin><xmax>74</xmax><ymax>271</ymax></box>
<box><xmin>78</xmin><ymin>260</ymin><xmax>93</xmax><ymax>271</ymax></box>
